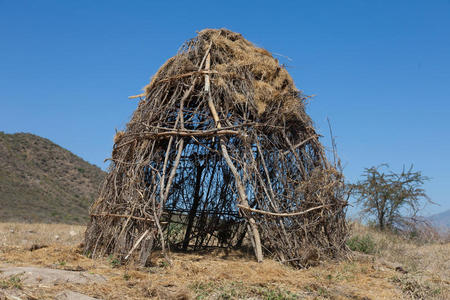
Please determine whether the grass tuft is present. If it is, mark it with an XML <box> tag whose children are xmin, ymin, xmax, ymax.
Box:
<box><xmin>347</xmin><ymin>234</ymin><xmax>376</xmax><ymax>254</ymax></box>
<box><xmin>0</xmin><ymin>274</ymin><xmax>23</xmax><ymax>290</ymax></box>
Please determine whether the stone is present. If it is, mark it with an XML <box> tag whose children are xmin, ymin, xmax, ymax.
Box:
<box><xmin>0</xmin><ymin>266</ymin><xmax>106</xmax><ymax>286</ymax></box>
<box><xmin>55</xmin><ymin>290</ymin><xmax>99</xmax><ymax>300</ymax></box>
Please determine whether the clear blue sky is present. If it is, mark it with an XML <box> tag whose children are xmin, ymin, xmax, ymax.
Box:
<box><xmin>1</xmin><ymin>0</ymin><xmax>449</xmax><ymax>215</ymax></box>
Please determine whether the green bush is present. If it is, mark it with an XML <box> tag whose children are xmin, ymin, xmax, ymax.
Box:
<box><xmin>346</xmin><ymin>234</ymin><xmax>376</xmax><ymax>254</ymax></box>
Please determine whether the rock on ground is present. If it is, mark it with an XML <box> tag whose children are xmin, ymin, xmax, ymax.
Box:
<box><xmin>0</xmin><ymin>266</ymin><xmax>106</xmax><ymax>286</ymax></box>
<box><xmin>55</xmin><ymin>290</ymin><xmax>99</xmax><ymax>300</ymax></box>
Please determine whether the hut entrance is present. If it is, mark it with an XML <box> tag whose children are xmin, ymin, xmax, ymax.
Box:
<box><xmin>162</xmin><ymin>140</ymin><xmax>245</xmax><ymax>252</ymax></box>
<box><xmin>85</xmin><ymin>29</ymin><xmax>348</xmax><ymax>268</ymax></box>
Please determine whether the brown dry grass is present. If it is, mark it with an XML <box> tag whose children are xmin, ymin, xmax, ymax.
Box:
<box><xmin>1</xmin><ymin>222</ymin><xmax>449</xmax><ymax>299</ymax></box>
<box><xmin>1</xmin><ymin>223</ymin><xmax>85</xmax><ymax>248</ymax></box>
<box><xmin>350</xmin><ymin>222</ymin><xmax>449</xmax><ymax>299</ymax></box>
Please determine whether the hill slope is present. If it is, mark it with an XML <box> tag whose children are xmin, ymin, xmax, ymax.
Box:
<box><xmin>0</xmin><ymin>132</ymin><xmax>105</xmax><ymax>224</ymax></box>
<box><xmin>429</xmin><ymin>209</ymin><xmax>450</xmax><ymax>230</ymax></box>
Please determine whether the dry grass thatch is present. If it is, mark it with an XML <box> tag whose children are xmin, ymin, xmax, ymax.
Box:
<box><xmin>84</xmin><ymin>28</ymin><xmax>349</xmax><ymax>268</ymax></box>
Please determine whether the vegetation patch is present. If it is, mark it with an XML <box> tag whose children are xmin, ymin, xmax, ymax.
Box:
<box><xmin>189</xmin><ymin>281</ymin><xmax>297</xmax><ymax>300</ymax></box>
<box><xmin>347</xmin><ymin>234</ymin><xmax>376</xmax><ymax>254</ymax></box>
<box><xmin>0</xmin><ymin>274</ymin><xmax>23</xmax><ymax>290</ymax></box>
<box><xmin>391</xmin><ymin>275</ymin><xmax>442</xmax><ymax>299</ymax></box>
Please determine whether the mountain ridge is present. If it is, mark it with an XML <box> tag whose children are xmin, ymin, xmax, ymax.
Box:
<box><xmin>428</xmin><ymin>209</ymin><xmax>450</xmax><ymax>230</ymax></box>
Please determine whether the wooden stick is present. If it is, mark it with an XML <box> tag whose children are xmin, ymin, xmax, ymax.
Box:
<box><xmin>128</xmin><ymin>93</ymin><xmax>145</xmax><ymax>99</ymax></box>
<box><xmin>204</xmin><ymin>55</ymin><xmax>211</xmax><ymax>92</ymax></box>
<box><xmin>205</xmin><ymin>52</ymin><xmax>263</xmax><ymax>263</ymax></box>
<box><xmin>128</xmin><ymin>71</ymin><xmax>218</xmax><ymax>99</ymax></box>
<box><xmin>283</xmin><ymin>133</ymin><xmax>307</xmax><ymax>177</ymax></box>
<box><xmin>162</xmin><ymin>139</ymin><xmax>185</xmax><ymax>202</ymax></box>
<box><xmin>153</xmin><ymin>42</ymin><xmax>215</xmax><ymax>263</ymax></box>
<box><xmin>158</xmin><ymin>42</ymin><xmax>213</xmax><ymax>204</ymax></box>
<box><xmin>154</xmin><ymin>204</ymin><xmax>172</xmax><ymax>264</ymax></box>
<box><xmin>251</xmin><ymin>143</ymin><xmax>294</xmax><ymax>249</ymax></box>
<box><xmin>160</xmin><ymin>88</ymin><xmax>185</xmax><ymax>202</ymax></box>
<box><xmin>140</xmin><ymin>122</ymin><xmax>256</xmax><ymax>132</ymax></box>
<box><xmin>136</xmin><ymin>129</ymin><xmax>239</xmax><ymax>138</ymax></box>
<box><xmin>125</xmin><ymin>229</ymin><xmax>149</xmax><ymax>260</ymax></box>
<box><xmin>90</xmin><ymin>213</ymin><xmax>156</xmax><ymax>222</ymax></box>
<box><xmin>237</xmin><ymin>204</ymin><xmax>330</xmax><ymax>217</ymax></box>
<box><xmin>282</xmin><ymin>135</ymin><xmax>318</xmax><ymax>155</ymax></box>
<box><xmin>158</xmin><ymin>70</ymin><xmax>218</xmax><ymax>84</ymax></box>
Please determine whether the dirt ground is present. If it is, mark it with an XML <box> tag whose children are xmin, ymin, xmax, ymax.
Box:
<box><xmin>0</xmin><ymin>223</ymin><xmax>448</xmax><ymax>299</ymax></box>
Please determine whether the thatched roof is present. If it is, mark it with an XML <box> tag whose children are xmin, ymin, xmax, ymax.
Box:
<box><xmin>144</xmin><ymin>28</ymin><xmax>307</xmax><ymax>120</ymax></box>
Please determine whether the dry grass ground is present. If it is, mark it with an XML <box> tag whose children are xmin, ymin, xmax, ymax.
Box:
<box><xmin>349</xmin><ymin>222</ymin><xmax>449</xmax><ymax>299</ymax></box>
<box><xmin>0</xmin><ymin>222</ymin><xmax>448</xmax><ymax>299</ymax></box>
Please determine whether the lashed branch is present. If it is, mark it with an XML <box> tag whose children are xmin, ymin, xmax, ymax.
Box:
<box><xmin>237</xmin><ymin>204</ymin><xmax>331</xmax><ymax>217</ymax></box>
<box><xmin>90</xmin><ymin>213</ymin><xmax>156</xmax><ymax>223</ymax></box>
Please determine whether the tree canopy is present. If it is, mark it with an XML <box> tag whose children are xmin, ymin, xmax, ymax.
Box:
<box><xmin>351</xmin><ymin>164</ymin><xmax>430</xmax><ymax>230</ymax></box>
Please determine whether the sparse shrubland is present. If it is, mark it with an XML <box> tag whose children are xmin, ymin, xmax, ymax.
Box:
<box><xmin>349</xmin><ymin>221</ymin><xmax>449</xmax><ymax>299</ymax></box>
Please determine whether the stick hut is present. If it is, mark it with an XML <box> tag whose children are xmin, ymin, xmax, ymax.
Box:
<box><xmin>84</xmin><ymin>29</ymin><xmax>348</xmax><ymax>268</ymax></box>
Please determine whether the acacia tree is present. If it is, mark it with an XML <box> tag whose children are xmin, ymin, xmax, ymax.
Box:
<box><xmin>351</xmin><ymin>164</ymin><xmax>430</xmax><ymax>230</ymax></box>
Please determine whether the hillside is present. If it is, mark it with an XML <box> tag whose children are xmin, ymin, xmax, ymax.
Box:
<box><xmin>0</xmin><ymin>132</ymin><xmax>105</xmax><ymax>224</ymax></box>
<box><xmin>429</xmin><ymin>209</ymin><xmax>450</xmax><ymax>230</ymax></box>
